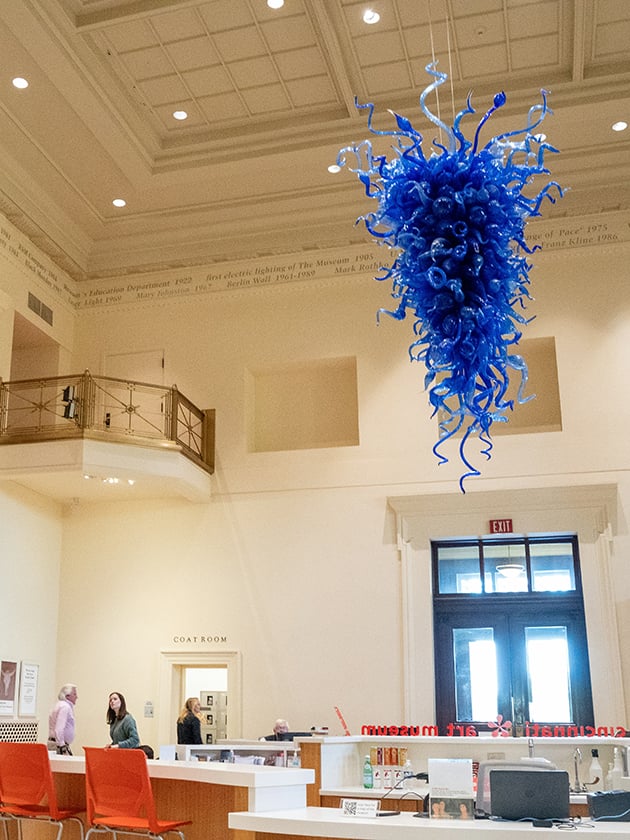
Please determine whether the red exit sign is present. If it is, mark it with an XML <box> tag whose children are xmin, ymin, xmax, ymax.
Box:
<box><xmin>489</xmin><ymin>518</ymin><xmax>513</xmax><ymax>533</ymax></box>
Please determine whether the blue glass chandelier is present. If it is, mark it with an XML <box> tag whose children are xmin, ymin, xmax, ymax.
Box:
<box><xmin>337</xmin><ymin>64</ymin><xmax>563</xmax><ymax>490</ymax></box>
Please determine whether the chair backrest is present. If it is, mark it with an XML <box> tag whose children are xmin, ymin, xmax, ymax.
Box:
<box><xmin>84</xmin><ymin>748</ymin><xmax>158</xmax><ymax>830</ymax></box>
<box><xmin>0</xmin><ymin>742</ymin><xmax>60</xmax><ymax>816</ymax></box>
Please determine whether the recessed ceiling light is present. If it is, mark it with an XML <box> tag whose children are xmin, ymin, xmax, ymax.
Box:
<box><xmin>363</xmin><ymin>8</ymin><xmax>380</xmax><ymax>24</ymax></box>
<box><xmin>112</xmin><ymin>198</ymin><xmax>126</xmax><ymax>208</ymax></box>
<box><xmin>328</xmin><ymin>164</ymin><xmax>341</xmax><ymax>174</ymax></box>
<box><xmin>533</xmin><ymin>133</ymin><xmax>547</xmax><ymax>143</ymax></box>
<box><xmin>612</xmin><ymin>120</ymin><xmax>628</xmax><ymax>132</ymax></box>
<box><xmin>12</xmin><ymin>77</ymin><xmax>29</xmax><ymax>89</ymax></box>
<box><xmin>267</xmin><ymin>0</ymin><xmax>284</xmax><ymax>8</ymax></box>
<box><xmin>173</xmin><ymin>110</ymin><xmax>188</xmax><ymax>121</ymax></box>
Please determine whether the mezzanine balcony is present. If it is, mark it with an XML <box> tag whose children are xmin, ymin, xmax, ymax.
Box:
<box><xmin>0</xmin><ymin>371</ymin><xmax>214</xmax><ymax>503</ymax></box>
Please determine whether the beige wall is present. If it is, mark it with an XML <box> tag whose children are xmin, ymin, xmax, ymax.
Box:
<box><xmin>0</xmin><ymin>482</ymin><xmax>63</xmax><ymax>722</ymax></box>
<box><xmin>1</xmin><ymin>217</ymin><xmax>629</xmax><ymax>749</ymax></box>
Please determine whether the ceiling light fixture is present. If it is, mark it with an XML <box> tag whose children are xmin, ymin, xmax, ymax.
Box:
<box><xmin>612</xmin><ymin>120</ymin><xmax>628</xmax><ymax>132</ymax></box>
<box><xmin>173</xmin><ymin>110</ymin><xmax>188</xmax><ymax>121</ymax></box>
<box><xmin>363</xmin><ymin>9</ymin><xmax>380</xmax><ymax>24</ymax></box>
<box><xmin>12</xmin><ymin>77</ymin><xmax>29</xmax><ymax>89</ymax></box>
<box><xmin>496</xmin><ymin>563</ymin><xmax>525</xmax><ymax>579</ymax></box>
<box><xmin>328</xmin><ymin>164</ymin><xmax>341</xmax><ymax>174</ymax></box>
<box><xmin>112</xmin><ymin>198</ymin><xmax>126</xmax><ymax>208</ymax></box>
<box><xmin>267</xmin><ymin>0</ymin><xmax>284</xmax><ymax>8</ymax></box>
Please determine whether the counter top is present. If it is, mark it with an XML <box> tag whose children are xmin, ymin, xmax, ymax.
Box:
<box><xmin>319</xmin><ymin>787</ymin><xmax>588</xmax><ymax>806</ymax></box>
<box><xmin>50</xmin><ymin>755</ymin><xmax>314</xmax><ymax>788</ymax></box>
<box><xmin>229</xmin><ymin>806</ymin><xmax>629</xmax><ymax>840</ymax></box>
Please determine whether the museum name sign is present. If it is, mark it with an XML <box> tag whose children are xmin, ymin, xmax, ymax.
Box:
<box><xmin>361</xmin><ymin>722</ymin><xmax>628</xmax><ymax>738</ymax></box>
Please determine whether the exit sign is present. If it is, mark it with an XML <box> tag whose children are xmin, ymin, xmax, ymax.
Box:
<box><xmin>489</xmin><ymin>518</ymin><xmax>513</xmax><ymax>533</ymax></box>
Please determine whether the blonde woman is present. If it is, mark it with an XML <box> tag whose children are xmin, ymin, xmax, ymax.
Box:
<box><xmin>177</xmin><ymin>697</ymin><xmax>203</xmax><ymax>744</ymax></box>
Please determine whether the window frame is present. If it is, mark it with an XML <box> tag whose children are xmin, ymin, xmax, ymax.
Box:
<box><xmin>432</xmin><ymin>534</ymin><xmax>594</xmax><ymax>734</ymax></box>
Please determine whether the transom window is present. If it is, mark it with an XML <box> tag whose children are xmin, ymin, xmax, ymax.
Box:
<box><xmin>434</xmin><ymin>536</ymin><xmax>578</xmax><ymax>595</ymax></box>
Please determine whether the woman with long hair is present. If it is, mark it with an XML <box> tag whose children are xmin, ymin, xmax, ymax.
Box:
<box><xmin>177</xmin><ymin>697</ymin><xmax>203</xmax><ymax>744</ymax></box>
<box><xmin>105</xmin><ymin>691</ymin><xmax>140</xmax><ymax>749</ymax></box>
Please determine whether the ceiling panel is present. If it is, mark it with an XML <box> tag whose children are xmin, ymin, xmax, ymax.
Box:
<box><xmin>0</xmin><ymin>0</ymin><xmax>627</xmax><ymax>282</ymax></box>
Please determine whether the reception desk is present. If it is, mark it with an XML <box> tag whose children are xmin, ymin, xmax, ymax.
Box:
<box><xmin>32</xmin><ymin>755</ymin><xmax>313</xmax><ymax>840</ymax></box>
<box><xmin>229</xmin><ymin>806</ymin><xmax>630</xmax><ymax>840</ymax></box>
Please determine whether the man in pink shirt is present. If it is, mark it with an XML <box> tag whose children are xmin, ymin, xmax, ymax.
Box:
<box><xmin>47</xmin><ymin>684</ymin><xmax>77</xmax><ymax>755</ymax></box>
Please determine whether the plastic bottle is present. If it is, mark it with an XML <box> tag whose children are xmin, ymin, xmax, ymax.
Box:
<box><xmin>362</xmin><ymin>755</ymin><xmax>374</xmax><ymax>789</ymax></box>
<box><xmin>611</xmin><ymin>747</ymin><xmax>624</xmax><ymax>789</ymax></box>
<box><xmin>402</xmin><ymin>759</ymin><xmax>414</xmax><ymax>788</ymax></box>
<box><xmin>291</xmin><ymin>749</ymin><xmax>300</xmax><ymax>767</ymax></box>
<box><xmin>588</xmin><ymin>749</ymin><xmax>603</xmax><ymax>791</ymax></box>
<box><xmin>604</xmin><ymin>761</ymin><xmax>614</xmax><ymax>791</ymax></box>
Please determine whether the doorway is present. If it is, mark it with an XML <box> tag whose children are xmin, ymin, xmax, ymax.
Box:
<box><xmin>158</xmin><ymin>650</ymin><xmax>241</xmax><ymax>746</ymax></box>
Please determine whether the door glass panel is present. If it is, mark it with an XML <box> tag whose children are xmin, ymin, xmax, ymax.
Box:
<box><xmin>453</xmin><ymin>628</ymin><xmax>497</xmax><ymax>721</ymax></box>
<box><xmin>525</xmin><ymin>626</ymin><xmax>572</xmax><ymax>722</ymax></box>
<box><xmin>437</xmin><ymin>545</ymin><xmax>481</xmax><ymax>593</ymax></box>
<box><xmin>530</xmin><ymin>543</ymin><xmax>575</xmax><ymax>591</ymax></box>
<box><xmin>483</xmin><ymin>543</ymin><xmax>528</xmax><ymax>592</ymax></box>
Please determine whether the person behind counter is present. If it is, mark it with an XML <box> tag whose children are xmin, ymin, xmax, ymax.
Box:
<box><xmin>177</xmin><ymin>697</ymin><xmax>203</xmax><ymax>744</ymax></box>
<box><xmin>263</xmin><ymin>718</ymin><xmax>290</xmax><ymax>740</ymax></box>
<box><xmin>105</xmin><ymin>691</ymin><xmax>140</xmax><ymax>749</ymax></box>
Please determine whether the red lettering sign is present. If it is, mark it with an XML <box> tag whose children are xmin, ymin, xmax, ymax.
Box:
<box><xmin>489</xmin><ymin>518</ymin><xmax>513</xmax><ymax>533</ymax></box>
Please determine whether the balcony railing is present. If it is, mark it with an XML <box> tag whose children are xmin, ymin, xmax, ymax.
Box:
<box><xmin>0</xmin><ymin>371</ymin><xmax>214</xmax><ymax>474</ymax></box>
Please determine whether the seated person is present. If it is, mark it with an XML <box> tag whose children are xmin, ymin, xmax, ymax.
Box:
<box><xmin>263</xmin><ymin>718</ymin><xmax>290</xmax><ymax>740</ymax></box>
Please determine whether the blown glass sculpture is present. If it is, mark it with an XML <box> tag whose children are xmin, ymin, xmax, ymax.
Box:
<box><xmin>337</xmin><ymin>64</ymin><xmax>563</xmax><ymax>490</ymax></box>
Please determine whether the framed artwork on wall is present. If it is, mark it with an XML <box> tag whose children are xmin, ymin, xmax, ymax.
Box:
<box><xmin>0</xmin><ymin>660</ymin><xmax>18</xmax><ymax>716</ymax></box>
<box><xmin>18</xmin><ymin>662</ymin><xmax>39</xmax><ymax>716</ymax></box>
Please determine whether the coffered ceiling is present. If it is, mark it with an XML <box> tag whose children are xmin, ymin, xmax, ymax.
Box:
<box><xmin>0</xmin><ymin>0</ymin><xmax>629</xmax><ymax>282</ymax></box>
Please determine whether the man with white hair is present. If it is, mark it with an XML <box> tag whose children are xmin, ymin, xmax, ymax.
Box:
<box><xmin>47</xmin><ymin>683</ymin><xmax>77</xmax><ymax>755</ymax></box>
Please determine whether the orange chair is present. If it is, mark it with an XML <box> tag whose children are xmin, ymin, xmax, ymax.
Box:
<box><xmin>84</xmin><ymin>748</ymin><xmax>190</xmax><ymax>840</ymax></box>
<box><xmin>0</xmin><ymin>742</ymin><xmax>84</xmax><ymax>840</ymax></box>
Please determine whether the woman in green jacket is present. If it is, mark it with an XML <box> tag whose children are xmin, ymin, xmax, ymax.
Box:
<box><xmin>105</xmin><ymin>691</ymin><xmax>140</xmax><ymax>749</ymax></box>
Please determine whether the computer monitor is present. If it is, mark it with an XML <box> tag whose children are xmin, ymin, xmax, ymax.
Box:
<box><xmin>264</xmin><ymin>731</ymin><xmax>313</xmax><ymax>741</ymax></box>
<box><xmin>476</xmin><ymin>758</ymin><xmax>556</xmax><ymax>815</ymax></box>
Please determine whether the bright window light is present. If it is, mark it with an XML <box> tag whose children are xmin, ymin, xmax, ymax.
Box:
<box><xmin>12</xmin><ymin>77</ymin><xmax>29</xmax><ymax>89</ymax></box>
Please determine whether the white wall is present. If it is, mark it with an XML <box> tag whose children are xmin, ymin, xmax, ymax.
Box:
<box><xmin>57</xmin><ymin>239</ymin><xmax>630</xmax><ymax>749</ymax></box>
<box><xmin>1</xmin><ymin>220</ymin><xmax>629</xmax><ymax>751</ymax></box>
<box><xmin>0</xmin><ymin>483</ymin><xmax>63</xmax><ymax>725</ymax></box>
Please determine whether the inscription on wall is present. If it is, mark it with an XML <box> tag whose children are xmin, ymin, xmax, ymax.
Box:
<box><xmin>1</xmin><ymin>209</ymin><xmax>630</xmax><ymax>315</ymax></box>
<box><xmin>536</xmin><ymin>216</ymin><xmax>628</xmax><ymax>250</ymax></box>
<box><xmin>77</xmin><ymin>250</ymin><xmax>382</xmax><ymax>309</ymax></box>
<box><xmin>0</xmin><ymin>221</ymin><xmax>79</xmax><ymax>309</ymax></box>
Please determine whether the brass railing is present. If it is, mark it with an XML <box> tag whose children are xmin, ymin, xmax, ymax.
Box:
<box><xmin>0</xmin><ymin>371</ymin><xmax>214</xmax><ymax>474</ymax></box>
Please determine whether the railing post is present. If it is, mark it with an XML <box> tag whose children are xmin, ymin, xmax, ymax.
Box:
<box><xmin>0</xmin><ymin>380</ymin><xmax>7</xmax><ymax>436</ymax></box>
<box><xmin>169</xmin><ymin>386</ymin><xmax>179</xmax><ymax>443</ymax></box>
<box><xmin>78</xmin><ymin>370</ymin><xmax>93</xmax><ymax>430</ymax></box>
<box><xmin>202</xmin><ymin>409</ymin><xmax>215</xmax><ymax>474</ymax></box>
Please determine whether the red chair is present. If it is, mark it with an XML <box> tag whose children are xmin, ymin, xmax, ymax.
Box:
<box><xmin>0</xmin><ymin>742</ymin><xmax>84</xmax><ymax>840</ymax></box>
<box><xmin>84</xmin><ymin>748</ymin><xmax>190</xmax><ymax>840</ymax></box>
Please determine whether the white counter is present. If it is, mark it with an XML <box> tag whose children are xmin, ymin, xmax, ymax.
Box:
<box><xmin>50</xmin><ymin>755</ymin><xmax>314</xmax><ymax>812</ymax></box>
<box><xmin>229</xmin><ymin>806</ymin><xmax>630</xmax><ymax>840</ymax></box>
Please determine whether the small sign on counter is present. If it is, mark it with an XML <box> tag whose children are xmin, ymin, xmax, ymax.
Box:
<box><xmin>341</xmin><ymin>799</ymin><xmax>380</xmax><ymax>818</ymax></box>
